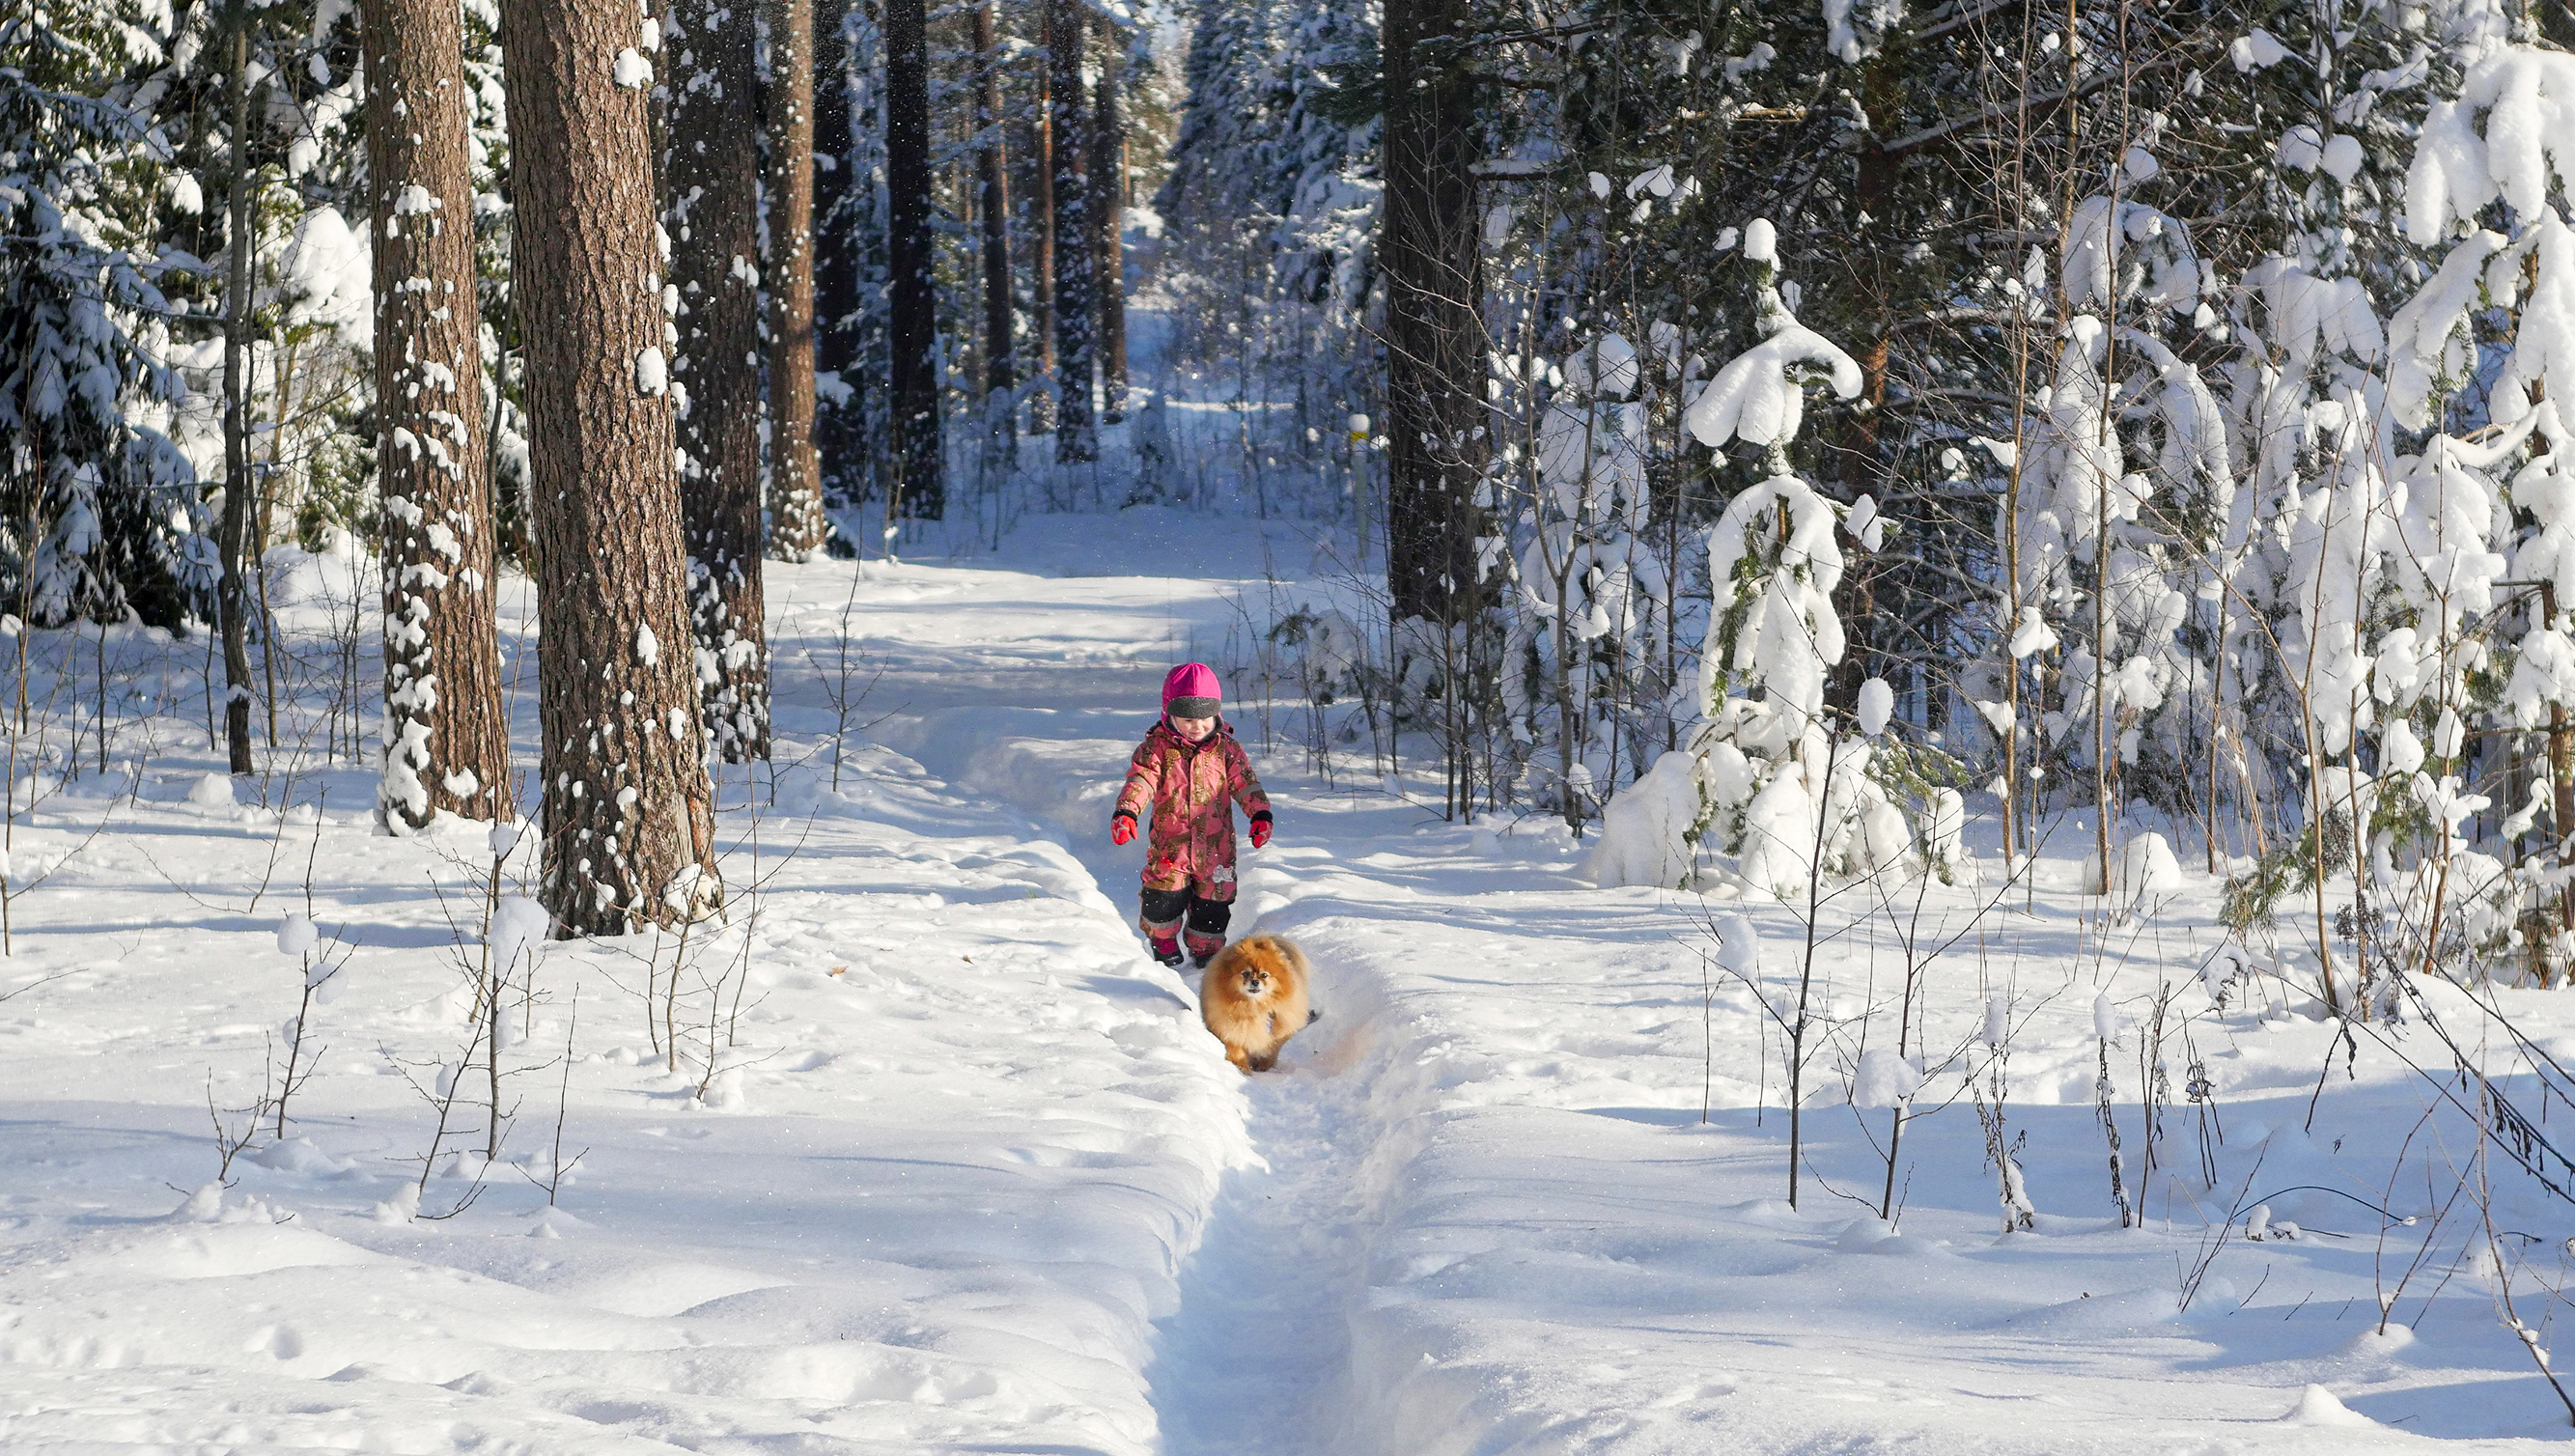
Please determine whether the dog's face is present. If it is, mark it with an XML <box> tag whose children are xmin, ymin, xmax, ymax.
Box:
<box><xmin>1237</xmin><ymin>966</ymin><xmax>1272</xmax><ymax>999</ymax></box>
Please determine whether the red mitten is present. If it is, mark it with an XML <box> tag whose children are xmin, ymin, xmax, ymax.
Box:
<box><xmin>1111</xmin><ymin>815</ymin><xmax>1136</xmax><ymax>846</ymax></box>
<box><xmin>1250</xmin><ymin>818</ymin><xmax>1272</xmax><ymax>849</ymax></box>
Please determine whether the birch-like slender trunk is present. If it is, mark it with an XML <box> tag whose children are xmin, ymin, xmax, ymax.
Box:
<box><xmin>217</xmin><ymin>3</ymin><xmax>258</xmax><ymax>776</ymax></box>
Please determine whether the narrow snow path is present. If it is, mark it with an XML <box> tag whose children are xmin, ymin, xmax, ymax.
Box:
<box><xmin>828</xmin><ymin>548</ymin><xmax>1414</xmax><ymax>1456</ymax></box>
<box><xmin>1145</xmin><ymin>1058</ymin><xmax>1368</xmax><ymax>1456</ymax></box>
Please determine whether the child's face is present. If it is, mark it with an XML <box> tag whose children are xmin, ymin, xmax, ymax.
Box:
<box><xmin>1171</xmin><ymin>714</ymin><xmax>1216</xmax><ymax>742</ymax></box>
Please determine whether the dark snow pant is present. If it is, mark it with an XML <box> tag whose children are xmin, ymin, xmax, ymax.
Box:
<box><xmin>1139</xmin><ymin>886</ymin><xmax>1232</xmax><ymax>966</ymax></box>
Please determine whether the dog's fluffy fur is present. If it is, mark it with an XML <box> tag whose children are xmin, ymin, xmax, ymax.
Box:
<box><xmin>1198</xmin><ymin>933</ymin><xmax>1316</xmax><ymax>1073</ymax></box>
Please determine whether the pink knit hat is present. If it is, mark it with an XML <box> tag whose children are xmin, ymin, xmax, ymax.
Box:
<box><xmin>1162</xmin><ymin>662</ymin><xmax>1221</xmax><ymax>718</ymax></box>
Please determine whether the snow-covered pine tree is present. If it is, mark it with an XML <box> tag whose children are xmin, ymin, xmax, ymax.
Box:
<box><xmin>0</xmin><ymin>5</ymin><xmax>199</xmax><ymax>632</ymax></box>
<box><xmin>1592</xmin><ymin>222</ymin><xmax>1960</xmax><ymax>893</ymax></box>
<box><xmin>2001</xmin><ymin>167</ymin><xmax>2231</xmax><ymax>893</ymax></box>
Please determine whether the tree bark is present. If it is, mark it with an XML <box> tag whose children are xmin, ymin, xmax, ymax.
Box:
<box><xmin>766</xmin><ymin>0</ymin><xmax>831</xmax><ymax>557</ymax></box>
<box><xmin>666</xmin><ymin>0</ymin><xmax>770</xmax><ymax>761</ymax></box>
<box><xmin>499</xmin><ymin>0</ymin><xmax>720</xmax><ymax>938</ymax></box>
<box><xmin>218</xmin><ymin>6</ymin><xmax>257</xmax><ymax>776</ymax></box>
<box><xmin>974</xmin><ymin>0</ymin><xmax>1014</xmax><ymax>428</ymax></box>
<box><xmin>1047</xmin><ymin>0</ymin><xmax>1096</xmax><ymax>462</ymax></box>
<box><xmin>884</xmin><ymin>0</ymin><xmax>943</xmax><ymax>517</ymax></box>
<box><xmin>360</xmin><ymin>0</ymin><xmax>511</xmax><ymax>826</ymax></box>
<box><xmin>1090</xmin><ymin>34</ymin><xmax>1127</xmax><ymax>423</ymax></box>
<box><xmin>1380</xmin><ymin>0</ymin><xmax>1488</xmax><ymax>627</ymax></box>
<box><xmin>1030</xmin><ymin>24</ymin><xmax>1056</xmax><ymax>434</ymax></box>
<box><xmin>813</xmin><ymin>0</ymin><xmax>868</xmax><ymax>510</ymax></box>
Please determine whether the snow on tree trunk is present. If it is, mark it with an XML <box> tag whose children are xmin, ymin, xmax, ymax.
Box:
<box><xmin>498</xmin><ymin>0</ymin><xmax>721</xmax><ymax>937</ymax></box>
<box><xmin>664</xmin><ymin>0</ymin><xmax>771</xmax><ymax>763</ymax></box>
<box><xmin>361</xmin><ymin>0</ymin><xmax>512</xmax><ymax>828</ymax></box>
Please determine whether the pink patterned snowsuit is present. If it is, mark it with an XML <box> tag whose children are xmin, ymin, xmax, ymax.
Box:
<box><xmin>1116</xmin><ymin>719</ymin><xmax>1270</xmax><ymax>953</ymax></box>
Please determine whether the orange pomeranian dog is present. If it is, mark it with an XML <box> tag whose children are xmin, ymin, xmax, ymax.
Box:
<box><xmin>1198</xmin><ymin>933</ymin><xmax>1317</xmax><ymax>1074</ymax></box>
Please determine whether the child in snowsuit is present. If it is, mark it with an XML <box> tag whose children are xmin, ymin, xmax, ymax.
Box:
<box><xmin>1111</xmin><ymin>663</ymin><xmax>1273</xmax><ymax>969</ymax></box>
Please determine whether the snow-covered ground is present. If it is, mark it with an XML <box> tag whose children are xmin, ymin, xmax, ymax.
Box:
<box><xmin>5</xmin><ymin>505</ymin><xmax>2575</xmax><ymax>1451</ymax></box>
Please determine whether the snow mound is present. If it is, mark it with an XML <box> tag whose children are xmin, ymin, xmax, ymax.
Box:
<box><xmin>2080</xmin><ymin>831</ymin><xmax>2182</xmax><ymax>910</ymax></box>
<box><xmin>2285</xmin><ymin>1384</ymin><xmax>2375</xmax><ymax>1427</ymax></box>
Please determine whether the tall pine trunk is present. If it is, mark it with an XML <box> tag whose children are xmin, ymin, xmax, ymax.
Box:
<box><xmin>884</xmin><ymin>0</ymin><xmax>943</xmax><ymax>518</ymax></box>
<box><xmin>217</xmin><ymin>4</ymin><xmax>257</xmax><ymax>776</ymax></box>
<box><xmin>667</xmin><ymin>0</ymin><xmax>770</xmax><ymax>761</ymax></box>
<box><xmin>360</xmin><ymin>0</ymin><xmax>511</xmax><ymax>826</ymax></box>
<box><xmin>499</xmin><ymin>0</ymin><xmax>720</xmax><ymax>937</ymax></box>
<box><xmin>1380</xmin><ymin>0</ymin><xmax>1488</xmax><ymax>628</ymax></box>
<box><xmin>1046</xmin><ymin>0</ymin><xmax>1096</xmax><ymax>463</ymax></box>
<box><xmin>1091</xmin><ymin>37</ymin><xmax>1126</xmax><ymax>423</ymax></box>
<box><xmin>766</xmin><ymin>0</ymin><xmax>832</xmax><ymax>557</ymax></box>
<box><xmin>974</xmin><ymin>0</ymin><xmax>1014</xmax><ymax>444</ymax></box>
<box><xmin>1030</xmin><ymin>27</ymin><xmax>1056</xmax><ymax>434</ymax></box>
<box><xmin>813</xmin><ymin>0</ymin><xmax>868</xmax><ymax>513</ymax></box>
